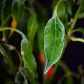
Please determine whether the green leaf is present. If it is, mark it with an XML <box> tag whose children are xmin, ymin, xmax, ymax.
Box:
<box><xmin>27</xmin><ymin>9</ymin><xmax>37</xmax><ymax>47</ymax></box>
<box><xmin>12</xmin><ymin>0</ymin><xmax>24</xmax><ymax>22</ymax></box>
<box><xmin>0</xmin><ymin>27</ymin><xmax>38</xmax><ymax>84</ymax></box>
<box><xmin>44</xmin><ymin>0</ymin><xmax>65</xmax><ymax>74</ymax></box>
<box><xmin>72</xmin><ymin>28</ymin><xmax>84</xmax><ymax>38</ymax></box>
<box><xmin>0</xmin><ymin>44</ymin><xmax>16</xmax><ymax>77</ymax></box>
<box><xmin>21</xmin><ymin>36</ymin><xmax>38</xmax><ymax>84</ymax></box>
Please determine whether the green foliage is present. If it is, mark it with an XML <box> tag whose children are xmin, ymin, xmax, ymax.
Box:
<box><xmin>0</xmin><ymin>0</ymin><xmax>84</xmax><ymax>84</ymax></box>
<box><xmin>27</xmin><ymin>8</ymin><xmax>37</xmax><ymax>48</ymax></box>
<box><xmin>21</xmin><ymin>35</ymin><xmax>38</xmax><ymax>84</ymax></box>
<box><xmin>0</xmin><ymin>27</ymin><xmax>38</xmax><ymax>84</ymax></box>
<box><xmin>44</xmin><ymin>0</ymin><xmax>65</xmax><ymax>74</ymax></box>
<box><xmin>21</xmin><ymin>36</ymin><xmax>37</xmax><ymax>84</ymax></box>
<box><xmin>12</xmin><ymin>0</ymin><xmax>24</xmax><ymax>22</ymax></box>
<box><xmin>0</xmin><ymin>44</ymin><xmax>16</xmax><ymax>77</ymax></box>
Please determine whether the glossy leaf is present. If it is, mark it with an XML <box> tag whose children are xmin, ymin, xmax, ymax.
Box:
<box><xmin>21</xmin><ymin>36</ymin><xmax>38</xmax><ymax>84</ymax></box>
<box><xmin>0</xmin><ymin>44</ymin><xmax>16</xmax><ymax>77</ymax></box>
<box><xmin>27</xmin><ymin>9</ymin><xmax>37</xmax><ymax>47</ymax></box>
<box><xmin>12</xmin><ymin>0</ymin><xmax>24</xmax><ymax>22</ymax></box>
<box><xmin>44</xmin><ymin>0</ymin><xmax>65</xmax><ymax>74</ymax></box>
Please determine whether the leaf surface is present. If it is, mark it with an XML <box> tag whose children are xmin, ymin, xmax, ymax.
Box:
<box><xmin>44</xmin><ymin>1</ymin><xmax>65</xmax><ymax>74</ymax></box>
<box><xmin>27</xmin><ymin>9</ymin><xmax>37</xmax><ymax>47</ymax></box>
<box><xmin>21</xmin><ymin>35</ymin><xmax>38</xmax><ymax>84</ymax></box>
<box><xmin>12</xmin><ymin>0</ymin><xmax>24</xmax><ymax>22</ymax></box>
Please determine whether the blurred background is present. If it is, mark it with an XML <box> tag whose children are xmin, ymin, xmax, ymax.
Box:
<box><xmin>0</xmin><ymin>0</ymin><xmax>84</xmax><ymax>84</ymax></box>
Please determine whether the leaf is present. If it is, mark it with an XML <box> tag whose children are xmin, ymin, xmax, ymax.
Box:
<box><xmin>72</xmin><ymin>28</ymin><xmax>84</xmax><ymax>38</ymax></box>
<box><xmin>12</xmin><ymin>0</ymin><xmax>24</xmax><ymax>22</ymax></box>
<box><xmin>21</xmin><ymin>35</ymin><xmax>38</xmax><ymax>84</ymax></box>
<box><xmin>44</xmin><ymin>0</ymin><xmax>65</xmax><ymax>74</ymax></box>
<box><xmin>0</xmin><ymin>27</ymin><xmax>38</xmax><ymax>84</ymax></box>
<box><xmin>0</xmin><ymin>44</ymin><xmax>16</xmax><ymax>77</ymax></box>
<box><xmin>27</xmin><ymin>9</ymin><xmax>37</xmax><ymax>47</ymax></box>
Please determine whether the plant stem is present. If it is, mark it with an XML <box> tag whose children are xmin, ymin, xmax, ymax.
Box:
<box><xmin>65</xmin><ymin>0</ymin><xmax>68</xmax><ymax>34</ymax></box>
<box><xmin>0</xmin><ymin>27</ymin><xmax>24</xmax><ymax>37</ymax></box>
<box><xmin>71</xmin><ymin>0</ymin><xmax>84</xmax><ymax>30</ymax></box>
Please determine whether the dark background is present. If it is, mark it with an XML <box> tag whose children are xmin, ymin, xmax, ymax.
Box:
<box><xmin>0</xmin><ymin>0</ymin><xmax>84</xmax><ymax>84</ymax></box>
